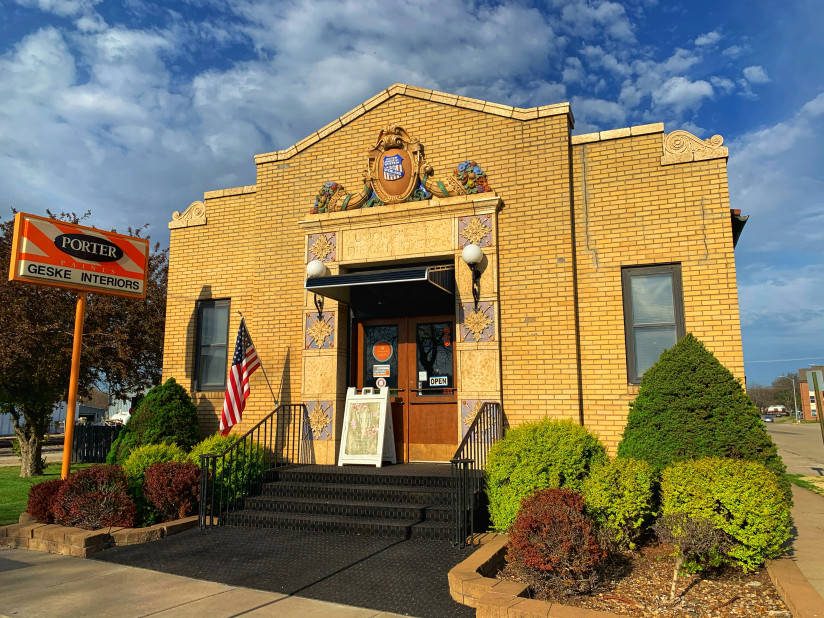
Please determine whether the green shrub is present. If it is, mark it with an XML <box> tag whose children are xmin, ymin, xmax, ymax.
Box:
<box><xmin>485</xmin><ymin>418</ymin><xmax>607</xmax><ymax>532</ymax></box>
<box><xmin>122</xmin><ymin>443</ymin><xmax>187</xmax><ymax>526</ymax></box>
<box><xmin>189</xmin><ymin>434</ymin><xmax>265</xmax><ymax>506</ymax></box>
<box><xmin>660</xmin><ymin>458</ymin><xmax>792</xmax><ymax>572</ymax></box>
<box><xmin>617</xmin><ymin>334</ymin><xmax>790</xmax><ymax>499</ymax></box>
<box><xmin>106</xmin><ymin>378</ymin><xmax>199</xmax><ymax>465</ymax></box>
<box><xmin>582</xmin><ymin>457</ymin><xmax>656</xmax><ymax>549</ymax></box>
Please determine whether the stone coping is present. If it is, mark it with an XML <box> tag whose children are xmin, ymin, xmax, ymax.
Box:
<box><xmin>449</xmin><ymin>533</ymin><xmax>824</xmax><ymax>618</ymax></box>
<box><xmin>0</xmin><ymin>512</ymin><xmax>198</xmax><ymax>558</ymax></box>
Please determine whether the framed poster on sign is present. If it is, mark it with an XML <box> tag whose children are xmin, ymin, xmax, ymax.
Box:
<box><xmin>338</xmin><ymin>387</ymin><xmax>396</xmax><ymax>467</ymax></box>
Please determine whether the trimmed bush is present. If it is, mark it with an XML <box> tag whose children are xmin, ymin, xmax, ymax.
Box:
<box><xmin>582</xmin><ymin>457</ymin><xmax>656</xmax><ymax>549</ymax></box>
<box><xmin>660</xmin><ymin>458</ymin><xmax>792</xmax><ymax>572</ymax></box>
<box><xmin>485</xmin><ymin>418</ymin><xmax>607</xmax><ymax>531</ymax></box>
<box><xmin>506</xmin><ymin>488</ymin><xmax>605</xmax><ymax>594</ymax></box>
<box><xmin>144</xmin><ymin>462</ymin><xmax>201</xmax><ymax>522</ymax></box>
<box><xmin>106</xmin><ymin>378</ymin><xmax>199</xmax><ymax>465</ymax></box>
<box><xmin>26</xmin><ymin>479</ymin><xmax>64</xmax><ymax>524</ymax></box>
<box><xmin>122</xmin><ymin>443</ymin><xmax>187</xmax><ymax>526</ymax></box>
<box><xmin>53</xmin><ymin>465</ymin><xmax>136</xmax><ymax>529</ymax></box>
<box><xmin>188</xmin><ymin>434</ymin><xmax>265</xmax><ymax>506</ymax></box>
<box><xmin>617</xmin><ymin>334</ymin><xmax>790</xmax><ymax>499</ymax></box>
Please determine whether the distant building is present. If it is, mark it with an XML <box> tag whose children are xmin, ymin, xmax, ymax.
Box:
<box><xmin>799</xmin><ymin>366</ymin><xmax>824</xmax><ymax>420</ymax></box>
<box><xmin>163</xmin><ymin>84</ymin><xmax>748</xmax><ymax>461</ymax></box>
<box><xmin>0</xmin><ymin>387</ymin><xmax>110</xmax><ymax>436</ymax></box>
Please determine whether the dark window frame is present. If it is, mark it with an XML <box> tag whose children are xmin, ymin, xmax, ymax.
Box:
<box><xmin>622</xmin><ymin>264</ymin><xmax>685</xmax><ymax>384</ymax></box>
<box><xmin>194</xmin><ymin>299</ymin><xmax>231</xmax><ymax>391</ymax></box>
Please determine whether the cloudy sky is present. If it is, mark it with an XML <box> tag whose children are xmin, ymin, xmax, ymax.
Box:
<box><xmin>1</xmin><ymin>0</ymin><xmax>822</xmax><ymax>386</ymax></box>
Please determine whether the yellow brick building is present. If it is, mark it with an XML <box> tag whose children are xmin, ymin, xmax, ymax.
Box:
<box><xmin>163</xmin><ymin>84</ymin><xmax>746</xmax><ymax>463</ymax></box>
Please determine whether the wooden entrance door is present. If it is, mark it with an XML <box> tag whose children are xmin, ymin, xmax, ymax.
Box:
<box><xmin>355</xmin><ymin>316</ymin><xmax>458</xmax><ymax>462</ymax></box>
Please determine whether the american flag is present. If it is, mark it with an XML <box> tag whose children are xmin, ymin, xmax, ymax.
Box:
<box><xmin>220</xmin><ymin>318</ymin><xmax>260</xmax><ymax>436</ymax></box>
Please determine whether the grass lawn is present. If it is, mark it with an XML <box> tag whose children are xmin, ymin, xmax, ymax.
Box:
<box><xmin>0</xmin><ymin>463</ymin><xmax>93</xmax><ymax>526</ymax></box>
<box><xmin>788</xmin><ymin>473</ymin><xmax>824</xmax><ymax>498</ymax></box>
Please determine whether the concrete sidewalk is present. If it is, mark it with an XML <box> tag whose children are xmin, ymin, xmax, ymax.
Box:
<box><xmin>0</xmin><ymin>548</ymin><xmax>405</xmax><ymax>618</ymax></box>
<box><xmin>789</xmin><ymin>485</ymin><xmax>824</xmax><ymax>601</ymax></box>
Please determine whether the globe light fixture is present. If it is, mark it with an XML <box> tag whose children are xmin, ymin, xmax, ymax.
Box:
<box><xmin>461</xmin><ymin>244</ymin><xmax>483</xmax><ymax>310</ymax></box>
<box><xmin>306</xmin><ymin>260</ymin><xmax>326</xmax><ymax>317</ymax></box>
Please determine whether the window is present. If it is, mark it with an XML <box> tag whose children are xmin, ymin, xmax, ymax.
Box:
<box><xmin>195</xmin><ymin>299</ymin><xmax>230</xmax><ymax>390</ymax></box>
<box><xmin>622</xmin><ymin>264</ymin><xmax>685</xmax><ymax>383</ymax></box>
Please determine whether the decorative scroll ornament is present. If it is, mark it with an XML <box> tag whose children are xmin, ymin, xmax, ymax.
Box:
<box><xmin>169</xmin><ymin>201</ymin><xmax>206</xmax><ymax>229</ymax></box>
<box><xmin>462</xmin><ymin>400</ymin><xmax>484</xmax><ymax>427</ymax></box>
<box><xmin>463</xmin><ymin>308</ymin><xmax>493</xmax><ymax>342</ymax></box>
<box><xmin>309</xmin><ymin>234</ymin><xmax>335</xmax><ymax>261</ymax></box>
<box><xmin>309</xmin><ymin>125</ymin><xmax>494</xmax><ymax>214</ymax></box>
<box><xmin>661</xmin><ymin>130</ymin><xmax>727</xmax><ymax>165</ymax></box>
<box><xmin>306</xmin><ymin>315</ymin><xmax>334</xmax><ymax>348</ymax></box>
<box><xmin>460</xmin><ymin>216</ymin><xmax>492</xmax><ymax>247</ymax></box>
<box><xmin>308</xmin><ymin>402</ymin><xmax>332</xmax><ymax>439</ymax></box>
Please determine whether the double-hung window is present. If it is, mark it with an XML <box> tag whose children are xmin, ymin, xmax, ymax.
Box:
<box><xmin>195</xmin><ymin>299</ymin><xmax>230</xmax><ymax>391</ymax></box>
<box><xmin>622</xmin><ymin>264</ymin><xmax>685</xmax><ymax>383</ymax></box>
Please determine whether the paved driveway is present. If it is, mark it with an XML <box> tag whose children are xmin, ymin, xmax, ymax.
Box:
<box><xmin>767</xmin><ymin>422</ymin><xmax>824</xmax><ymax>476</ymax></box>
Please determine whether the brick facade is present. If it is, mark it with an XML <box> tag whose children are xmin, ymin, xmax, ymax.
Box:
<box><xmin>163</xmin><ymin>84</ymin><xmax>745</xmax><ymax>460</ymax></box>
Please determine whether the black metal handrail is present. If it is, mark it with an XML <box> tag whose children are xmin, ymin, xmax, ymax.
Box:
<box><xmin>199</xmin><ymin>403</ymin><xmax>310</xmax><ymax>529</ymax></box>
<box><xmin>450</xmin><ymin>402</ymin><xmax>502</xmax><ymax>547</ymax></box>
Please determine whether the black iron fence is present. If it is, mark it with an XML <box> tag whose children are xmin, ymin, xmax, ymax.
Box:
<box><xmin>72</xmin><ymin>424</ymin><xmax>122</xmax><ymax>463</ymax></box>
<box><xmin>199</xmin><ymin>403</ymin><xmax>310</xmax><ymax>529</ymax></box>
<box><xmin>450</xmin><ymin>402</ymin><xmax>502</xmax><ymax>547</ymax></box>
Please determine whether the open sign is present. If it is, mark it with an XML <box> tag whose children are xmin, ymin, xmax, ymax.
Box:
<box><xmin>428</xmin><ymin>376</ymin><xmax>448</xmax><ymax>387</ymax></box>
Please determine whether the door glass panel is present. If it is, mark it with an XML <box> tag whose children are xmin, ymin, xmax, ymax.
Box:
<box><xmin>415</xmin><ymin>322</ymin><xmax>454</xmax><ymax>396</ymax></box>
<box><xmin>363</xmin><ymin>325</ymin><xmax>398</xmax><ymax>390</ymax></box>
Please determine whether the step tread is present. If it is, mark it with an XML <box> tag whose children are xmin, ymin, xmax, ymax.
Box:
<box><xmin>261</xmin><ymin>481</ymin><xmax>454</xmax><ymax>493</ymax></box>
<box><xmin>246</xmin><ymin>495</ymin><xmax>451</xmax><ymax>510</ymax></box>
<box><xmin>227</xmin><ymin>510</ymin><xmax>422</xmax><ymax>527</ymax></box>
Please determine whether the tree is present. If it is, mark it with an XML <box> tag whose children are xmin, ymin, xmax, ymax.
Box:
<box><xmin>770</xmin><ymin>373</ymin><xmax>800</xmax><ymax>412</ymax></box>
<box><xmin>617</xmin><ymin>334</ymin><xmax>790</xmax><ymax>498</ymax></box>
<box><xmin>0</xmin><ymin>211</ymin><xmax>167</xmax><ymax>477</ymax></box>
<box><xmin>745</xmin><ymin>383</ymin><xmax>771</xmax><ymax>411</ymax></box>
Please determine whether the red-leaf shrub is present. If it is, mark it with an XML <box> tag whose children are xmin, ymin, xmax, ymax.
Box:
<box><xmin>144</xmin><ymin>461</ymin><xmax>201</xmax><ymax>522</ymax></box>
<box><xmin>507</xmin><ymin>488</ymin><xmax>605</xmax><ymax>594</ymax></box>
<box><xmin>53</xmin><ymin>465</ymin><xmax>136</xmax><ymax>530</ymax></box>
<box><xmin>27</xmin><ymin>479</ymin><xmax>64</xmax><ymax>523</ymax></box>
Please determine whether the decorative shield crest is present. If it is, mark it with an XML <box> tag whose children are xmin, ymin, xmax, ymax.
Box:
<box><xmin>367</xmin><ymin>126</ymin><xmax>422</xmax><ymax>204</ymax></box>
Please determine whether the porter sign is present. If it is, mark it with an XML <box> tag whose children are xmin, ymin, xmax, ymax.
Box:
<box><xmin>9</xmin><ymin>212</ymin><xmax>149</xmax><ymax>298</ymax></box>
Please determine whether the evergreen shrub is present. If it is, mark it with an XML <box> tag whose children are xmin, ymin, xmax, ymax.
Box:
<box><xmin>188</xmin><ymin>434</ymin><xmax>265</xmax><ymax>506</ymax></box>
<box><xmin>53</xmin><ymin>465</ymin><xmax>136</xmax><ymax>529</ymax></box>
<box><xmin>485</xmin><ymin>418</ymin><xmax>607</xmax><ymax>531</ymax></box>
<box><xmin>506</xmin><ymin>488</ymin><xmax>605</xmax><ymax>595</ymax></box>
<box><xmin>26</xmin><ymin>479</ymin><xmax>64</xmax><ymax>524</ymax></box>
<box><xmin>122</xmin><ymin>443</ymin><xmax>187</xmax><ymax>525</ymax></box>
<box><xmin>582</xmin><ymin>457</ymin><xmax>656</xmax><ymax>549</ymax></box>
<box><xmin>660</xmin><ymin>458</ymin><xmax>792</xmax><ymax>572</ymax></box>
<box><xmin>144</xmin><ymin>462</ymin><xmax>201</xmax><ymax>521</ymax></box>
<box><xmin>617</xmin><ymin>334</ymin><xmax>790</xmax><ymax>499</ymax></box>
<box><xmin>106</xmin><ymin>378</ymin><xmax>199</xmax><ymax>465</ymax></box>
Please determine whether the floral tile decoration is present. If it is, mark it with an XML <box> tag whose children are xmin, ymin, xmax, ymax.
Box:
<box><xmin>307</xmin><ymin>232</ymin><xmax>336</xmax><ymax>263</ymax></box>
<box><xmin>459</xmin><ymin>301</ymin><xmax>495</xmax><ymax>342</ymax></box>
<box><xmin>305</xmin><ymin>311</ymin><xmax>335</xmax><ymax>349</ymax></box>
<box><xmin>461</xmin><ymin>399</ymin><xmax>498</xmax><ymax>437</ymax></box>
<box><xmin>458</xmin><ymin>214</ymin><xmax>493</xmax><ymax>248</ymax></box>
<box><xmin>304</xmin><ymin>400</ymin><xmax>333</xmax><ymax>440</ymax></box>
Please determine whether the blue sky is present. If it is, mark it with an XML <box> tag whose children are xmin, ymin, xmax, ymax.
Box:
<box><xmin>1</xmin><ymin>0</ymin><xmax>822</xmax><ymax>386</ymax></box>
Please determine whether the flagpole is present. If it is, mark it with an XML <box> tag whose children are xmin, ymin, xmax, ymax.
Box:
<box><xmin>238</xmin><ymin>312</ymin><xmax>279</xmax><ymax>408</ymax></box>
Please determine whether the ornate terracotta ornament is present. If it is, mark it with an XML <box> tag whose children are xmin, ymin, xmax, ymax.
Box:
<box><xmin>462</xmin><ymin>400</ymin><xmax>484</xmax><ymax>427</ymax></box>
<box><xmin>308</xmin><ymin>402</ymin><xmax>333</xmax><ymax>439</ymax></box>
<box><xmin>661</xmin><ymin>130</ymin><xmax>727</xmax><ymax>165</ymax></box>
<box><xmin>463</xmin><ymin>308</ymin><xmax>494</xmax><ymax>342</ymax></box>
<box><xmin>169</xmin><ymin>201</ymin><xmax>206</xmax><ymax>229</ymax></box>
<box><xmin>306</xmin><ymin>313</ymin><xmax>334</xmax><ymax>348</ymax></box>
<box><xmin>310</xmin><ymin>125</ymin><xmax>494</xmax><ymax>214</ymax></box>
<box><xmin>459</xmin><ymin>216</ymin><xmax>492</xmax><ymax>247</ymax></box>
<box><xmin>308</xmin><ymin>233</ymin><xmax>335</xmax><ymax>262</ymax></box>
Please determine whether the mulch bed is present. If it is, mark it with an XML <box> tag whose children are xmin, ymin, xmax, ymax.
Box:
<box><xmin>501</xmin><ymin>542</ymin><xmax>791</xmax><ymax>617</ymax></box>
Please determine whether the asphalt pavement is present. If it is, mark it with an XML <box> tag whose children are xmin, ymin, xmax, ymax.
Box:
<box><xmin>767</xmin><ymin>421</ymin><xmax>824</xmax><ymax>476</ymax></box>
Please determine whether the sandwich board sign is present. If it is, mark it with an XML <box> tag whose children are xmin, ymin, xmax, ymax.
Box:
<box><xmin>9</xmin><ymin>212</ymin><xmax>149</xmax><ymax>299</ymax></box>
<box><xmin>338</xmin><ymin>387</ymin><xmax>396</xmax><ymax>467</ymax></box>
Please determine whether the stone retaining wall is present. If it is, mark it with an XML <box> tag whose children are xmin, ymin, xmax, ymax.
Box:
<box><xmin>0</xmin><ymin>513</ymin><xmax>198</xmax><ymax>558</ymax></box>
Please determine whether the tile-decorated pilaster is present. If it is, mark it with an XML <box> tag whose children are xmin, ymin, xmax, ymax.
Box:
<box><xmin>459</xmin><ymin>301</ymin><xmax>496</xmax><ymax>342</ymax></box>
<box><xmin>305</xmin><ymin>311</ymin><xmax>335</xmax><ymax>349</ymax></box>
<box><xmin>458</xmin><ymin>214</ymin><xmax>494</xmax><ymax>248</ymax></box>
<box><xmin>307</xmin><ymin>232</ymin><xmax>337</xmax><ymax>262</ymax></box>
<box><xmin>304</xmin><ymin>400</ymin><xmax>334</xmax><ymax>441</ymax></box>
<box><xmin>460</xmin><ymin>399</ymin><xmax>500</xmax><ymax>437</ymax></box>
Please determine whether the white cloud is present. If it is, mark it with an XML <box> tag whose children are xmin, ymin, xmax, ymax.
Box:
<box><xmin>722</xmin><ymin>45</ymin><xmax>744</xmax><ymax>58</ymax></box>
<box><xmin>695</xmin><ymin>31</ymin><xmax>722</xmax><ymax>46</ymax></box>
<box><xmin>14</xmin><ymin>0</ymin><xmax>101</xmax><ymax>17</ymax></box>
<box><xmin>652</xmin><ymin>76</ymin><xmax>713</xmax><ymax>113</ymax></box>
<box><xmin>710</xmin><ymin>76</ymin><xmax>735</xmax><ymax>94</ymax></box>
<box><xmin>743</xmin><ymin>65</ymin><xmax>770</xmax><ymax>84</ymax></box>
<box><xmin>559</xmin><ymin>0</ymin><xmax>636</xmax><ymax>43</ymax></box>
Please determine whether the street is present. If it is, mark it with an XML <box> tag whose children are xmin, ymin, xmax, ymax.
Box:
<box><xmin>767</xmin><ymin>422</ymin><xmax>824</xmax><ymax>476</ymax></box>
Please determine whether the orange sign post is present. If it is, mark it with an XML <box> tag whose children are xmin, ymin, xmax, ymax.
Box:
<box><xmin>9</xmin><ymin>213</ymin><xmax>150</xmax><ymax>478</ymax></box>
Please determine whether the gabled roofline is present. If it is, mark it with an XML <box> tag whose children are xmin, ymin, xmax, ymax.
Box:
<box><xmin>254</xmin><ymin>83</ymin><xmax>573</xmax><ymax>165</ymax></box>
